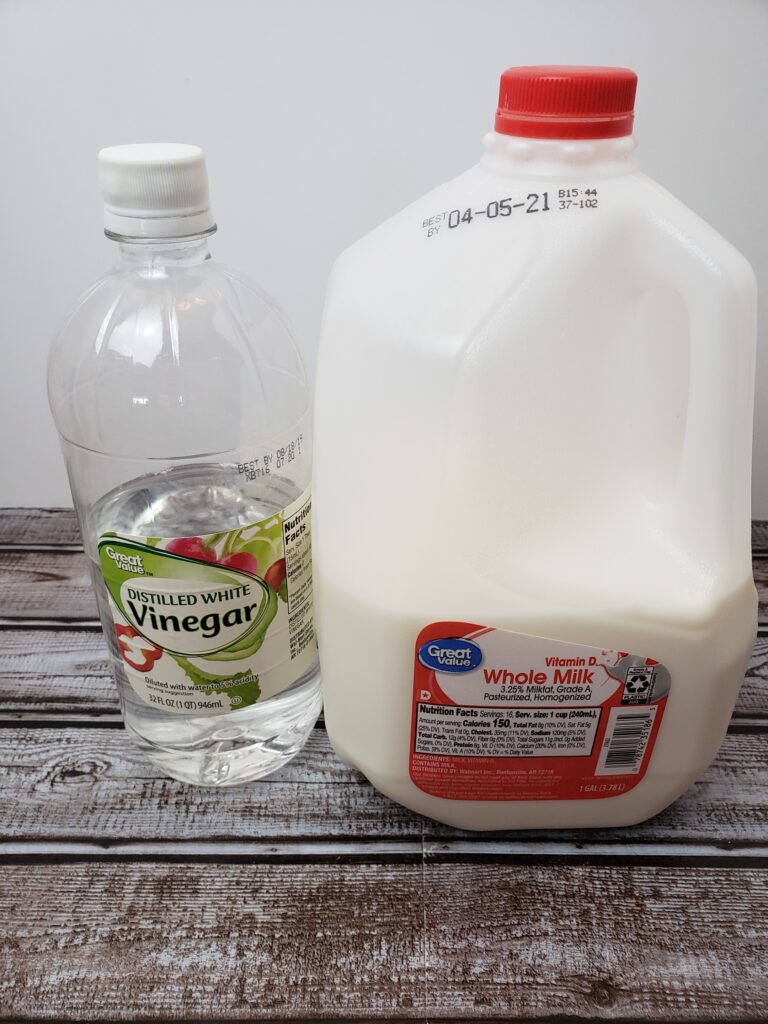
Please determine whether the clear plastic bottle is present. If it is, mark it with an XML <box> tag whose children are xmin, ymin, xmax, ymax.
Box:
<box><xmin>48</xmin><ymin>144</ymin><xmax>321</xmax><ymax>785</ymax></box>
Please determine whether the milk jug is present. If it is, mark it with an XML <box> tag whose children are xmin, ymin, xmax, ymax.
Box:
<box><xmin>313</xmin><ymin>66</ymin><xmax>757</xmax><ymax>830</ymax></box>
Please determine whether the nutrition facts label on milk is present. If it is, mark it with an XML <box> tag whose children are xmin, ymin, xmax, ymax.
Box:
<box><xmin>414</xmin><ymin>703</ymin><xmax>600</xmax><ymax>758</ymax></box>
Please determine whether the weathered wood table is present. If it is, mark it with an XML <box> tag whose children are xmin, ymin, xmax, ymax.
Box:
<box><xmin>1</xmin><ymin>508</ymin><xmax>766</xmax><ymax>1021</ymax></box>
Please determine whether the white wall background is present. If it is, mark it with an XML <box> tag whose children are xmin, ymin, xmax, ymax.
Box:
<box><xmin>1</xmin><ymin>0</ymin><xmax>767</xmax><ymax>510</ymax></box>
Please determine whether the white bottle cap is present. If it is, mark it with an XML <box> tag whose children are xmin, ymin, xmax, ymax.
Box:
<box><xmin>97</xmin><ymin>143</ymin><xmax>216</xmax><ymax>239</ymax></box>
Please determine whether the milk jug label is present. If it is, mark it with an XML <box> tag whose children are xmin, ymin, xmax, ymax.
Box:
<box><xmin>98</xmin><ymin>489</ymin><xmax>316</xmax><ymax>715</ymax></box>
<box><xmin>410</xmin><ymin>622</ymin><xmax>670</xmax><ymax>800</ymax></box>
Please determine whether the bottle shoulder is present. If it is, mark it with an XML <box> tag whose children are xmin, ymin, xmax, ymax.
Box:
<box><xmin>630</xmin><ymin>172</ymin><xmax>756</xmax><ymax>289</ymax></box>
<box><xmin>331</xmin><ymin>164</ymin><xmax>480</xmax><ymax>265</ymax></box>
<box><xmin>54</xmin><ymin>259</ymin><xmax>290</xmax><ymax>332</ymax></box>
<box><xmin>48</xmin><ymin>257</ymin><xmax>308</xmax><ymax>452</ymax></box>
<box><xmin>49</xmin><ymin>258</ymin><xmax>304</xmax><ymax>375</ymax></box>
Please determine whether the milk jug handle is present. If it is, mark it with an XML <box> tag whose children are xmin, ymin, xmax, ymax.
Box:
<box><xmin>632</xmin><ymin>213</ymin><xmax>756</xmax><ymax>571</ymax></box>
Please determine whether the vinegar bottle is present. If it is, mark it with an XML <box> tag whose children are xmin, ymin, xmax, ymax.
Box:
<box><xmin>48</xmin><ymin>144</ymin><xmax>321</xmax><ymax>785</ymax></box>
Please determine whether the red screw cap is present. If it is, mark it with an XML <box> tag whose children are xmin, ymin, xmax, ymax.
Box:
<box><xmin>495</xmin><ymin>66</ymin><xmax>637</xmax><ymax>140</ymax></box>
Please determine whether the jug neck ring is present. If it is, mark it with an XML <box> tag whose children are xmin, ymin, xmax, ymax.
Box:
<box><xmin>480</xmin><ymin>131</ymin><xmax>638</xmax><ymax>179</ymax></box>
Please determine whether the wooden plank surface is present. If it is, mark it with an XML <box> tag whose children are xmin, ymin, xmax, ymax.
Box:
<box><xmin>2</xmin><ymin>626</ymin><xmax>767</xmax><ymax>720</ymax></box>
<box><xmin>0</xmin><ymin>628</ymin><xmax>116</xmax><ymax>716</ymax></box>
<box><xmin>740</xmin><ymin>633</ymin><xmax>768</xmax><ymax>717</ymax></box>
<box><xmin>0</xmin><ymin>726</ymin><xmax>419</xmax><ymax>842</ymax></box>
<box><xmin>0</xmin><ymin>507</ymin><xmax>80</xmax><ymax>548</ymax></box>
<box><xmin>753</xmin><ymin>520</ymin><xmax>768</xmax><ymax>552</ymax></box>
<box><xmin>1</xmin><ymin>509</ymin><xmax>767</xmax><ymax>1023</ymax></box>
<box><xmin>3</xmin><ymin>508</ymin><xmax>764</xmax><ymax>554</ymax></box>
<box><xmin>424</xmin><ymin>861</ymin><xmax>768</xmax><ymax>1021</ymax></box>
<box><xmin>754</xmin><ymin>556</ymin><xmax>768</xmax><ymax>625</ymax></box>
<box><xmin>4</xmin><ymin>546</ymin><xmax>768</xmax><ymax>626</ymax></box>
<box><xmin>0</xmin><ymin>725</ymin><xmax>765</xmax><ymax>846</ymax></box>
<box><xmin>0</xmin><ymin>861</ymin><xmax>425</xmax><ymax>1021</ymax></box>
<box><xmin>0</xmin><ymin>550</ymin><xmax>95</xmax><ymax>621</ymax></box>
<box><xmin>0</xmin><ymin>859</ymin><xmax>765</xmax><ymax>1021</ymax></box>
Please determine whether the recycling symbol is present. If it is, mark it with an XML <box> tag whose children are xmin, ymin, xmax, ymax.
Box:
<box><xmin>622</xmin><ymin>664</ymin><xmax>655</xmax><ymax>704</ymax></box>
<box><xmin>626</xmin><ymin>671</ymin><xmax>651</xmax><ymax>694</ymax></box>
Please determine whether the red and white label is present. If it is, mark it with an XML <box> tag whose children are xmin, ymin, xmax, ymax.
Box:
<box><xmin>410</xmin><ymin>621</ymin><xmax>669</xmax><ymax>801</ymax></box>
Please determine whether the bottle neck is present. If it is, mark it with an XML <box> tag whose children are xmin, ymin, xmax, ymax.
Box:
<box><xmin>115</xmin><ymin>232</ymin><xmax>214</xmax><ymax>272</ymax></box>
<box><xmin>480</xmin><ymin>131</ymin><xmax>638</xmax><ymax>179</ymax></box>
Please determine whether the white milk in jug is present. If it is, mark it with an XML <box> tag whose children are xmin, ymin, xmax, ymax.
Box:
<box><xmin>313</xmin><ymin>66</ymin><xmax>757</xmax><ymax>830</ymax></box>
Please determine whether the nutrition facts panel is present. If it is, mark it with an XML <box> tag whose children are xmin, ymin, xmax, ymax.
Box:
<box><xmin>414</xmin><ymin>703</ymin><xmax>600</xmax><ymax>759</ymax></box>
<box><xmin>283</xmin><ymin>492</ymin><xmax>315</xmax><ymax>660</ymax></box>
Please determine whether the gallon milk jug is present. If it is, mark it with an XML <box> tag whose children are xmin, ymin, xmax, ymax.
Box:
<box><xmin>313</xmin><ymin>66</ymin><xmax>757</xmax><ymax>830</ymax></box>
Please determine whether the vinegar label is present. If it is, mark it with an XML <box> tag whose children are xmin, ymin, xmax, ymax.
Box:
<box><xmin>410</xmin><ymin>622</ymin><xmax>670</xmax><ymax>800</ymax></box>
<box><xmin>98</xmin><ymin>489</ymin><xmax>316</xmax><ymax>716</ymax></box>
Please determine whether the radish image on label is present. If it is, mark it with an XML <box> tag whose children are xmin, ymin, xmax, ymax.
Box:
<box><xmin>313</xmin><ymin>66</ymin><xmax>757</xmax><ymax>830</ymax></box>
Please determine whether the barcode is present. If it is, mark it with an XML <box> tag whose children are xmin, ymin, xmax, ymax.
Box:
<box><xmin>595</xmin><ymin>707</ymin><xmax>657</xmax><ymax>776</ymax></box>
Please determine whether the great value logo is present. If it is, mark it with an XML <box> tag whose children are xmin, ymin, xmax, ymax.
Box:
<box><xmin>418</xmin><ymin>637</ymin><xmax>483</xmax><ymax>674</ymax></box>
<box><xmin>104</xmin><ymin>545</ymin><xmax>146</xmax><ymax>575</ymax></box>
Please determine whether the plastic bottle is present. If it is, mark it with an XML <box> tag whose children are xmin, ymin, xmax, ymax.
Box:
<box><xmin>48</xmin><ymin>144</ymin><xmax>320</xmax><ymax>786</ymax></box>
<box><xmin>313</xmin><ymin>67</ymin><xmax>757</xmax><ymax>829</ymax></box>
